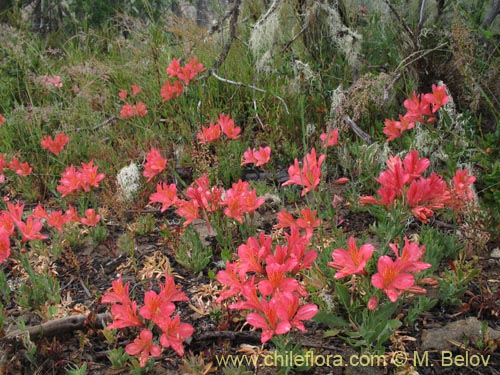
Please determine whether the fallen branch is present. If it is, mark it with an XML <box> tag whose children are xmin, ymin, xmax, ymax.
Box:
<box><xmin>4</xmin><ymin>312</ymin><xmax>111</xmax><ymax>341</ymax></box>
<box><xmin>343</xmin><ymin>115</ymin><xmax>373</xmax><ymax>144</ymax></box>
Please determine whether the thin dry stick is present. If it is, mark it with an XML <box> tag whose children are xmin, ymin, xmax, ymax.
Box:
<box><xmin>65</xmin><ymin>116</ymin><xmax>116</xmax><ymax>133</ymax></box>
<box><xmin>382</xmin><ymin>0</ymin><xmax>415</xmax><ymax>41</ymax></box>
<box><xmin>212</xmin><ymin>71</ymin><xmax>290</xmax><ymax>114</ymax></box>
<box><xmin>210</xmin><ymin>0</ymin><xmax>242</xmax><ymax>72</ymax></box>
<box><xmin>418</xmin><ymin>0</ymin><xmax>427</xmax><ymax>29</ymax></box>
<box><xmin>395</xmin><ymin>42</ymin><xmax>448</xmax><ymax>72</ymax></box>
<box><xmin>4</xmin><ymin>312</ymin><xmax>111</xmax><ymax>341</ymax></box>
<box><xmin>343</xmin><ymin>115</ymin><xmax>373</xmax><ymax>144</ymax></box>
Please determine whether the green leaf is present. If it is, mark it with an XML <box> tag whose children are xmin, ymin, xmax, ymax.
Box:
<box><xmin>314</xmin><ymin>310</ymin><xmax>349</xmax><ymax>328</ymax></box>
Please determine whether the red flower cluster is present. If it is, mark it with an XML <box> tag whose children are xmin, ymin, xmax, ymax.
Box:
<box><xmin>222</xmin><ymin>180</ymin><xmax>265</xmax><ymax>224</ymax></box>
<box><xmin>197</xmin><ymin>113</ymin><xmax>241</xmax><ymax>143</ymax></box>
<box><xmin>148</xmin><ymin>170</ymin><xmax>266</xmax><ymax>227</ymax></box>
<box><xmin>0</xmin><ymin>154</ymin><xmax>32</xmax><ymax>183</ymax></box>
<box><xmin>327</xmin><ymin>236</ymin><xmax>432</xmax><ymax>305</ymax></box>
<box><xmin>383</xmin><ymin>85</ymin><xmax>449</xmax><ymax>141</ymax></box>
<box><xmin>102</xmin><ymin>275</ymin><xmax>194</xmax><ymax>367</ymax></box>
<box><xmin>282</xmin><ymin>148</ymin><xmax>326</xmax><ymax>196</ymax></box>
<box><xmin>359</xmin><ymin>150</ymin><xmax>475</xmax><ymax>222</ymax></box>
<box><xmin>0</xmin><ymin>200</ymin><xmax>101</xmax><ymax>262</ymax></box>
<box><xmin>56</xmin><ymin>161</ymin><xmax>105</xmax><ymax>197</ymax></box>
<box><xmin>160</xmin><ymin>58</ymin><xmax>204</xmax><ymax>102</ymax></box>
<box><xmin>118</xmin><ymin>84</ymin><xmax>148</xmax><ymax>119</ymax></box>
<box><xmin>0</xmin><ymin>113</ymin><xmax>4</xmax><ymax>125</ymax></box>
<box><xmin>217</xmin><ymin>231</ymin><xmax>318</xmax><ymax>343</ymax></box>
<box><xmin>41</xmin><ymin>132</ymin><xmax>70</xmax><ymax>155</ymax></box>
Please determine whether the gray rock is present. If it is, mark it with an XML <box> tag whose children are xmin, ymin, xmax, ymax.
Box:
<box><xmin>490</xmin><ymin>247</ymin><xmax>500</xmax><ymax>258</ymax></box>
<box><xmin>421</xmin><ymin>317</ymin><xmax>500</xmax><ymax>351</ymax></box>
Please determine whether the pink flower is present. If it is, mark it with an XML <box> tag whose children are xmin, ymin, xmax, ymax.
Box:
<box><xmin>102</xmin><ymin>277</ymin><xmax>132</xmax><ymax>305</ymax></box>
<box><xmin>139</xmin><ymin>290</ymin><xmax>175</xmax><ymax>323</ymax></box>
<box><xmin>149</xmin><ymin>183</ymin><xmax>177</xmax><ymax>212</ymax></box>
<box><xmin>46</xmin><ymin>210</ymin><xmax>67</xmax><ymax>231</ymax></box>
<box><xmin>79</xmin><ymin>161</ymin><xmax>105</xmax><ymax>191</ymax></box>
<box><xmin>143</xmin><ymin>148</ymin><xmax>167</xmax><ymax>182</ymax></box>
<box><xmin>160</xmin><ymin>81</ymin><xmax>184</xmax><ymax>101</ymax></box>
<box><xmin>216</xmin><ymin>261</ymin><xmax>248</xmax><ymax>302</ymax></box>
<box><xmin>56</xmin><ymin>165</ymin><xmax>81</xmax><ymax>197</ymax></box>
<box><xmin>17</xmin><ymin>216</ymin><xmax>47</xmax><ymax>243</ymax></box>
<box><xmin>276</xmin><ymin>293</ymin><xmax>318</xmax><ymax>332</ymax></box>
<box><xmin>371</xmin><ymin>256</ymin><xmax>415</xmax><ymax>302</ymax></box>
<box><xmin>0</xmin><ymin>229</ymin><xmax>11</xmax><ymax>262</ymax></box>
<box><xmin>118</xmin><ymin>90</ymin><xmax>128</xmax><ymax>100</ymax></box>
<box><xmin>320</xmin><ymin>128</ymin><xmax>339</xmax><ymax>147</ymax></box>
<box><xmin>295</xmin><ymin>208</ymin><xmax>321</xmax><ymax>234</ymax></box>
<box><xmin>178</xmin><ymin>58</ymin><xmax>204</xmax><ymax>85</ymax></box>
<box><xmin>258</xmin><ymin>263</ymin><xmax>299</xmax><ymax>297</ymax></box>
<box><xmin>197</xmin><ymin>123</ymin><xmax>221</xmax><ymax>144</ymax></box>
<box><xmin>246</xmin><ymin>297</ymin><xmax>292</xmax><ymax>343</ymax></box>
<box><xmin>451</xmin><ymin>168</ymin><xmax>476</xmax><ymax>204</ymax></box>
<box><xmin>222</xmin><ymin>180</ymin><xmax>265</xmax><ymax>223</ymax></box>
<box><xmin>107</xmin><ymin>301</ymin><xmax>144</xmax><ymax>329</ymax></box>
<box><xmin>423</xmin><ymin>84</ymin><xmax>449</xmax><ymax>113</ymax></box>
<box><xmin>156</xmin><ymin>315</ymin><xmax>194</xmax><ymax>356</ymax></box>
<box><xmin>236</xmin><ymin>233</ymin><xmax>272</xmax><ymax>277</ymax></box>
<box><xmin>131</xmin><ymin>85</ymin><xmax>141</xmax><ymax>96</ymax></box>
<box><xmin>40</xmin><ymin>133</ymin><xmax>70</xmax><ymax>155</ymax></box>
<box><xmin>80</xmin><ymin>208</ymin><xmax>100</xmax><ymax>226</ymax></box>
<box><xmin>328</xmin><ymin>237</ymin><xmax>374</xmax><ymax>279</ymax></box>
<box><xmin>134</xmin><ymin>102</ymin><xmax>148</xmax><ymax>117</ymax></box>
<box><xmin>282</xmin><ymin>148</ymin><xmax>325</xmax><ymax>196</ymax></box>
<box><xmin>120</xmin><ymin>103</ymin><xmax>135</xmax><ymax>119</ymax></box>
<box><xmin>166</xmin><ymin>58</ymin><xmax>182</xmax><ymax>78</ymax></box>
<box><xmin>367</xmin><ymin>296</ymin><xmax>378</xmax><ymax>311</ymax></box>
<box><xmin>241</xmin><ymin>146</ymin><xmax>271</xmax><ymax>167</ymax></box>
<box><xmin>390</xmin><ymin>237</ymin><xmax>431</xmax><ymax>274</ymax></box>
<box><xmin>0</xmin><ymin>114</ymin><xmax>4</xmax><ymax>125</ymax></box>
<box><xmin>125</xmin><ymin>329</ymin><xmax>162</xmax><ymax>368</ymax></box>
<box><xmin>218</xmin><ymin>113</ymin><xmax>241</xmax><ymax>139</ymax></box>
<box><xmin>8</xmin><ymin>157</ymin><xmax>32</xmax><ymax>176</ymax></box>
<box><xmin>175</xmin><ymin>199</ymin><xmax>200</xmax><ymax>226</ymax></box>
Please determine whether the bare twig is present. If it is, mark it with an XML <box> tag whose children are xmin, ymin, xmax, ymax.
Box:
<box><xmin>212</xmin><ymin>0</ymin><xmax>242</xmax><ymax>72</ymax></box>
<box><xmin>65</xmin><ymin>116</ymin><xmax>116</xmax><ymax>133</ymax></box>
<box><xmin>4</xmin><ymin>312</ymin><xmax>111</xmax><ymax>341</ymax></box>
<box><xmin>254</xmin><ymin>0</ymin><xmax>281</xmax><ymax>29</ymax></box>
<box><xmin>418</xmin><ymin>0</ymin><xmax>427</xmax><ymax>29</ymax></box>
<box><xmin>382</xmin><ymin>0</ymin><xmax>414</xmax><ymax>41</ymax></box>
<box><xmin>343</xmin><ymin>115</ymin><xmax>373</xmax><ymax>144</ymax></box>
<box><xmin>395</xmin><ymin>42</ymin><xmax>448</xmax><ymax>72</ymax></box>
<box><xmin>212</xmin><ymin>71</ymin><xmax>289</xmax><ymax>114</ymax></box>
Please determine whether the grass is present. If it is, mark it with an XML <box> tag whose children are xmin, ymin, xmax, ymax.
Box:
<box><xmin>0</xmin><ymin>2</ymin><xmax>499</xmax><ymax>373</ymax></box>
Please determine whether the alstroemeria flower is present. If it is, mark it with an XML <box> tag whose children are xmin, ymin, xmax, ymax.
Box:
<box><xmin>41</xmin><ymin>133</ymin><xmax>70</xmax><ymax>156</ymax></box>
<box><xmin>125</xmin><ymin>329</ymin><xmax>162</xmax><ymax>368</ymax></box>
<box><xmin>328</xmin><ymin>237</ymin><xmax>374</xmax><ymax>279</ymax></box>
